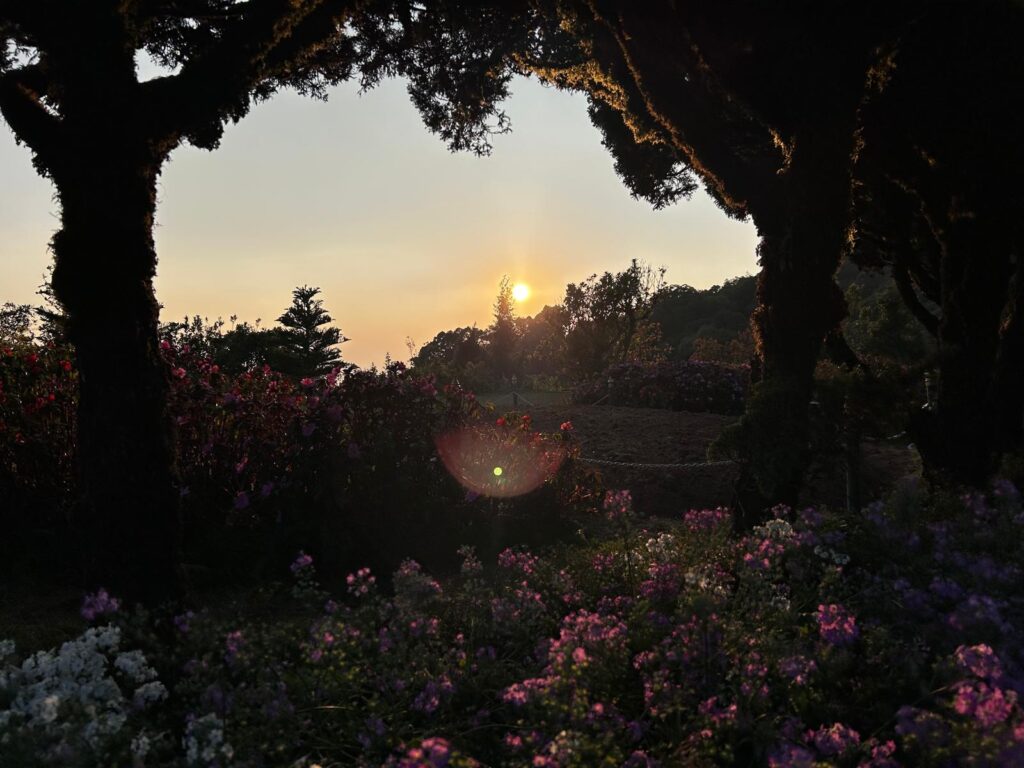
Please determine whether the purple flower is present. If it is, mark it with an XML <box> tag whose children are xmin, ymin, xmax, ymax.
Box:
<box><xmin>290</xmin><ymin>551</ymin><xmax>314</xmax><ymax>574</ymax></box>
<box><xmin>225</xmin><ymin>630</ymin><xmax>244</xmax><ymax>661</ymax></box>
<box><xmin>816</xmin><ymin>603</ymin><xmax>859</xmax><ymax>646</ymax></box>
<box><xmin>767</xmin><ymin>744</ymin><xmax>815</xmax><ymax>768</ymax></box>
<box><xmin>174</xmin><ymin>611</ymin><xmax>195</xmax><ymax>634</ymax></box>
<box><xmin>233</xmin><ymin>491</ymin><xmax>250</xmax><ymax>510</ymax></box>
<box><xmin>81</xmin><ymin>588</ymin><xmax>120</xmax><ymax>621</ymax></box>
<box><xmin>779</xmin><ymin>655</ymin><xmax>817</xmax><ymax>686</ymax></box>
<box><xmin>807</xmin><ymin>722</ymin><xmax>860</xmax><ymax>756</ymax></box>
<box><xmin>954</xmin><ymin>644</ymin><xmax>1003</xmax><ymax>680</ymax></box>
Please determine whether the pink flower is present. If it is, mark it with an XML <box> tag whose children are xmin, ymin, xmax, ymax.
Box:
<box><xmin>954</xmin><ymin>643</ymin><xmax>1003</xmax><ymax>680</ymax></box>
<box><xmin>816</xmin><ymin>603</ymin><xmax>859</xmax><ymax>646</ymax></box>
<box><xmin>560</xmin><ymin>421</ymin><xmax>574</xmax><ymax>431</ymax></box>
<box><xmin>807</xmin><ymin>722</ymin><xmax>860</xmax><ymax>756</ymax></box>
<box><xmin>346</xmin><ymin>567</ymin><xmax>376</xmax><ymax>596</ymax></box>
<box><xmin>604</xmin><ymin>489</ymin><xmax>633</xmax><ymax>521</ymax></box>
<box><xmin>172</xmin><ymin>367</ymin><xmax>186</xmax><ymax>379</ymax></box>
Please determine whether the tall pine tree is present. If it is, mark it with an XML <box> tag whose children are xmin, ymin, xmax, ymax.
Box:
<box><xmin>488</xmin><ymin>276</ymin><xmax>519</xmax><ymax>380</ymax></box>
<box><xmin>276</xmin><ymin>286</ymin><xmax>348</xmax><ymax>378</ymax></box>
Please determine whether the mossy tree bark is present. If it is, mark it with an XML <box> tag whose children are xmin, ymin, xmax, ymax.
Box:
<box><xmin>733</xmin><ymin>128</ymin><xmax>854</xmax><ymax>527</ymax></box>
<box><xmin>26</xmin><ymin>7</ymin><xmax>183</xmax><ymax>601</ymax></box>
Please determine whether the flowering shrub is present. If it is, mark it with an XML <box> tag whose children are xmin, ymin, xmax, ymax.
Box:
<box><xmin>2</xmin><ymin>340</ymin><xmax>592</xmax><ymax>580</ymax></box>
<box><xmin>0</xmin><ymin>343</ymin><xmax>78</xmax><ymax>572</ymax></box>
<box><xmin>0</xmin><ymin>626</ymin><xmax>167</xmax><ymax>764</ymax></box>
<box><xmin>4</xmin><ymin>482</ymin><xmax>1023</xmax><ymax>766</ymax></box>
<box><xmin>573</xmin><ymin>360</ymin><xmax>747</xmax><ymax>414</ymax></box>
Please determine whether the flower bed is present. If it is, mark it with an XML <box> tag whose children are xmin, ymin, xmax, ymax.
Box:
<box><xmin>4</xmin><ymin>482</ymin><xmax>1022</xmax><ymax>766</ymax></box>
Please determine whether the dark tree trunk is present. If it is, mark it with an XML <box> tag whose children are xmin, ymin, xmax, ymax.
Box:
<box><xmin>50</xmin><ymin>152</ymin><xmax>181</xmax><ymax>603</ymax></box>
<box><xmin>733</xmin><ymin>129</ymin><xmax>853</xmax><ymax>528</ymax></box>
<box><xmin>912</xmin><ymin>216</ymin><xmax>1019</xmax><ymax>485</ymax></box>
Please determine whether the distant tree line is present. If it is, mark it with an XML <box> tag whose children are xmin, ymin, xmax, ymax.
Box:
<box><xmin>411</xmin><ymin>259</ymin><xmax>933</xmax><ymax>390</ymax></box>
<box><xmin>160</xmin><ymin>286</ymin><xmax>350</xmax><ymax>379</ymax></box>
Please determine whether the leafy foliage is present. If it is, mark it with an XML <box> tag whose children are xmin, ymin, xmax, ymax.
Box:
<box><xmin>4</xmin><ymin>483</ymin><xmax>1024</xmax><ymax>765</ymax></box>
<box><xmin>274</xmin><ymin>285</ymin><xmax>349</xmax><ymax>377</ymax></box>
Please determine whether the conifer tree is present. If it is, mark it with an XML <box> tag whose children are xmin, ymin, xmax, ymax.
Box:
<box><xmin>276</xmin><ymin>285</ymin><xmax>347</xmax><ymax>377</ymax></box>
<box><xmin>488</xmin><ymin>276</ymin><xmax>519</xmax><ymax>380</ymax></box>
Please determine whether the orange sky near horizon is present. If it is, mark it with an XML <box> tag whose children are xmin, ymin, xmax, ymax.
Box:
<box><xmin>0</xmin><ymin>76</ymin><xmax>759</xmax><ymax>368</ymax></box>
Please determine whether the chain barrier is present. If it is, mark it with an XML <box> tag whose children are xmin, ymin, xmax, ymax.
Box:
<box><xmin>485</xmin><ymin>391</ymin><xmax>736</xmax><ymax>471</ymax></box>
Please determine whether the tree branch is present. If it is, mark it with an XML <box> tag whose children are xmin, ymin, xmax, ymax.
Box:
<box><xmin>893</xmin><ymin>260</ymin><xmax>940</xmax><ymax>337</ymax></box>
<box><xmin>140</xmin><ymin>0</ymin><xmax>354</xmax><ymax>149</ymax></box>
<box><xmin>0</xmin><ymin>64</ymin><xmax>64</xmax><ymax>172</ymax></box>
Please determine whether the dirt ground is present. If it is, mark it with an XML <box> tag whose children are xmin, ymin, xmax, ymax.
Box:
<box><xmin>480</xmin><ymin>391</ymin><xmax>921</xmax><ymax>517</ymax></box>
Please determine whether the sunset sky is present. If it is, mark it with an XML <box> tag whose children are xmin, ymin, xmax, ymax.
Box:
<box><xmin>0</xmin><ymin>75</ymin><xmax>759</xmax><ymax>368</ymax></box>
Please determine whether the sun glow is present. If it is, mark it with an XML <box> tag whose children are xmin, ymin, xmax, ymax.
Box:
<box><xmin>512</xmin><ymin>283</ymin><xmax>530</xmax><ymax>302</ymax></box>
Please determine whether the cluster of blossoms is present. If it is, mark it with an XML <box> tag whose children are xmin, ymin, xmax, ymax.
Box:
<box><xmin>182</xmin><ymin>713</ymin><xmax>234</xmax><ymax>766</ymax></box>
<box><xmin>816</xmin><ymin>603</ymin><xmax>860</xmax><ymax>646</ymax></box>
<box><xmin>80</xmin><ymin>589</ymin><xmax>121</xmax><ymax>621</ymax></box>
<box><xmin>346</xmin><ymin>567</ymin><xmax>376</xmax><ymax>597</ymax></box>
<box><xmin>603</xmin><ymin>489</ymin><xmax>634</xmax><ymax>522</ymax></box>
<box><xmin>4</xmin><ymin>480</ymin><xmax>1024</xmax><ymax>765</ymax></box>
<box><xmin>0</xmin><ymin>624</ymin><xmax>166</xmax><ymax>761</ymax></box>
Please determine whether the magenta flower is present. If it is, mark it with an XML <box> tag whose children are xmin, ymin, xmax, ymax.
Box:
<box><xmin>604</xmin><ymin>489</ymin><xmax>634</xmax><ymax>521</ymax></box>
<box><xmin>403</xmin><ymin>736</ymin><xmax>451</xmax><ymax>768</ymax></box>
<box><xmin>80</xmin><ymin>588</ymin><xmax>121</xmax><ymax>621</ymax></box>
<box><xmin>807</xmin><ymin>722</ymin><xmax>861</xmax><ymax>756</ymax></box>
<box><xmin>346</xmin><ymin>566</ymin><xmax>376</xmax><ymax>596</ymax></box>
<box><xmin>954</xmin><ymin>643</ymin><xmax>1003</xmax><ymax>680</ymax></box>
<box><xmin>816</xmin><ymin>603</ymin><xmax>859</xmax><ymax>646</ymax></box>
<box><xmin>290</xmin><ymin>551</ymin><xmax>314</xmax><ymax>574</ymax></box>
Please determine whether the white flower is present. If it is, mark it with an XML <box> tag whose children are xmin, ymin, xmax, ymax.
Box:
<box><xmin>132</xmin><ymin>731</ymin><xmax>152</xmax><ymax>758</ymax></box>
<box><xmin>115</xmin><ymin>650</ymin><xmax>157</xmax><ymax>683</ymax></box>
<box><xmin>37</xmin><ymin>694</ymin><xmax>60</xmax><ymax>724</ymax></box>
<box><xmin>184</xmin><ymin>714</ymin><xmax>234</xmax><ymax>767</ymax></box>
<box><xmin>813</xmin><ymin>545</ymin><xmax>850</xmax><ymax>566</ymax></box>
<box><xmin>133</xmin><ymin>681</ymin><xmax>168</xmax><ymax>708</ymax></box>
<box><xmin>753</xmin><ymin>518</ymin><xmax>795</xmax><ymax>541</ymax></box>
<box><xmin>0</xmin><ymin>622</ymin><xmax>163</xmax><ymax>756</ymax></box>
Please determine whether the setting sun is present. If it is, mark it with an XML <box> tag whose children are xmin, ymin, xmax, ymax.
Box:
<box><xmin>512</xmin><ymin>282</ymin><xmax>530</xmax><ymax>302</ymax></box>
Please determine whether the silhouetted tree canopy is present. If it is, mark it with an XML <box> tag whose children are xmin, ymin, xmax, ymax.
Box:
<box><xmin>275</xmin><ymin>286</ymin><xmax>348</xmax><ymax>377</ymax></box>
<box><xmin>0</xmin><ymin>0</ymin><xmax>539</xmax><ymax>599</ymax></box>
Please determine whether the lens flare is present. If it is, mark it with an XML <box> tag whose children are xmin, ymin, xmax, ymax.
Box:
<box><xmin>435</xmin><ymin>424</ymin><xmax>565</xmax><ymax>498</ymax></box>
